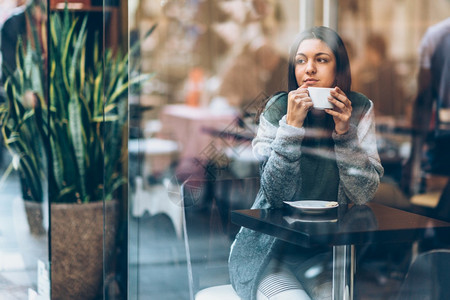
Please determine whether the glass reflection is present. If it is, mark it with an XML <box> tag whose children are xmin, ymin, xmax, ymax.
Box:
<box><xmin>0</xmin><ymin>0</ymin><xmax>49</xmax><ymax>298</ymax></box>
<box><xmin>127</xmin><ymin>1</ymin><xmax>450</xmax><ymax>299</ymax></box>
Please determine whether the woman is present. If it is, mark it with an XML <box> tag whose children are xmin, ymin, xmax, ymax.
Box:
<box><xmin>228</xmin><ymin>26</ymin><xmax>384</xmax><ymax>300</ymax></box>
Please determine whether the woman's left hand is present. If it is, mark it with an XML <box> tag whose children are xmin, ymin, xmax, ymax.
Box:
<box><xmin>325</xmin><ymin>87</ymin><xmax>352</xmax><ymax>135</ymax></box>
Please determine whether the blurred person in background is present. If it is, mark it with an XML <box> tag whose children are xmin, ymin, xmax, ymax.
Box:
<box><xmin>217</xmin><ymin>0</ymin><xmax>287</xmax><ymax>112</ymax></box>
<box><xmin>402</xmin><ymin>18</ymin><xmax>450</xmax><ymax>222</ymax></box>
<box><xmin>352</xmin><ymin>32</ymin><xmax>406</xmax><ymax>117</ymax></box>
<box><xmin>218</xmin><ymin>39</ymin><xmax>288</xmax><ymax>110</ymax></box>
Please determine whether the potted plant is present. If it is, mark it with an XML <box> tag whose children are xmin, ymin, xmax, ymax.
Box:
<box><xmin>0</xmin><ymin>5</ymin><xmax>154</xmax><ymax>299</ymax></box>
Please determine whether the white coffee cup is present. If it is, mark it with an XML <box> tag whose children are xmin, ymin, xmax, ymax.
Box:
<box><xmin>308</xmin><ymin>87</ymin><xmax>334</xmax><ymax>110</ymax></box>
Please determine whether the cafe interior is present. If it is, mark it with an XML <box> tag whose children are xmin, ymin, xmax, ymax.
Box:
<box><xmin>0</xmin><ymin>0</ymin><xmax>450</xmax><ymax>299</ymax></box>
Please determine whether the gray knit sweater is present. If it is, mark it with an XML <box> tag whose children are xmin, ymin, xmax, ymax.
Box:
<box><xmin>228</xmin><ymin>91</ymin><xmax>384</xmax><ymax>300</ymax></box>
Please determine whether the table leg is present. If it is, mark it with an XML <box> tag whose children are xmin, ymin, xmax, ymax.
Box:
<box><xmin>332</xmin><ymin>245</ymin><xmax>354</xmax><ymax>300</ymax></box>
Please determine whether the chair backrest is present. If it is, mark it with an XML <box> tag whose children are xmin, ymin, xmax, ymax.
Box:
<box><xmin>396</xmin><ymin>249</ymin><xmax>450</xmax><ymax>300</ymax></box>
<box><xmin>181</xmin><ymin>176</ymin><xmax>259</xmax><ymax>299</ymax></box>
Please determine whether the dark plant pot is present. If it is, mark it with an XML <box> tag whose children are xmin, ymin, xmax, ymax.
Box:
<box><xmin>23</xmin><ymin>200</ymin><xmax>46</xmax><ymax>236</ymax></box>
<box><xmin>51</xmin><ymin>200</ymin><xmax>118</xmax><ymax>300</ymax></box>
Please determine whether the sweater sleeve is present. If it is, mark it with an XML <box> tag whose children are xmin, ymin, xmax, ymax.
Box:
<box><xmin>333</xmin><ymin>100</ymin><xmax>384</xmax><ymax>204</ymax></box>
<box><xmin>252</xmin><ymin>115</ymin><xmax>305</xmax><ymax>207</ymax></box>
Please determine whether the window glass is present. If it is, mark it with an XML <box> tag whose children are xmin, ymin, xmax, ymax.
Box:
<box><xmin>128</xmin><ymin>1</ymin><xmax>450</xmax><ymax>299</ymax></box>
<box><xmin>0</xmin><ymin>0</ymin><xmax>49</xmax><ymax>298</ymax></box>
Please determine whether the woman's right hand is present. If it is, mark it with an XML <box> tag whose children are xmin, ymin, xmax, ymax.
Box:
<box><xmin>286</xmin><ymin>84</ymin><xmax>313</xmax><ymax>128</ymax></box>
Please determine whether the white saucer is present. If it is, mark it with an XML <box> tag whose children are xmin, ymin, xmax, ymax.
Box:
<box><xmin>284</xmin><ymin>200</ymin><xmax>338</xmax><ymax>214</ymax></box>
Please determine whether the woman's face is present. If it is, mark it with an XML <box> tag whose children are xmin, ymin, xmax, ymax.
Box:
<box><xmin>294</xmin><ymin>38</ymin><xmax>336</xmax><ymax>88</ymax></box>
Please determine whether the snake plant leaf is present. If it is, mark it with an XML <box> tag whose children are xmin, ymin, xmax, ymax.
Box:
<box><xmin>61</xmin><ymin>19</ymin><xmax>81</xmax><ymax>93</ymax></box>
<box><xmin>68</xmin><ymin>96</ymin><xmax>87</xmax><ymax>199</ymax></box>
<box><xmin>93</xmin><ymin>31</ymin><xmax>99</xmax><ymax>70</ymax></box>
<box><xmin>25</xmin><ymin>8</ymin><xmax>45</xmax><ymax>84</ymax></box>
<box><xmin>92</xmin><ymin>115</ymin><xmax>120</xmax><ymax>122</ymax></box>
<box><xmin>0</xmin><ymin>161</ymin><xmax>14</xmax><ymax>190</ymax></box>
<box><xmin>69</xmin><ymin>18</ymin><xmax>87</xmax><ymax>95</ymax></box>
<box><xmin>3</xmin><ymin>128</ymin><xmax>43</xmax><ymax>202</ymax></box>
<box><xmin>79</xmin><ymin>40</ymin><xmax>86</xmax><ymax>91</ymax></box>
<box><xmin>18</xmin><ymin>152</ymin><xmax>43</xmax><ymax>202</ymax></box>
<box><xmin>4</xmin><ymin>80</ymin><xmax>25</xmax><ymax>125</ymax></box>
<box><xmin>107</xmin><ymin>73</ymin><xmax>154</xmax><ymax>106</ymax></box>
<box><xmin>93</xmin><ymin>69</ymin><xmax>103</xmax><ymax>119</ymax></box>
<box><xmin>129</xmin><ymin>24</ymin><xmax>157</xmax><ymax>57</ymax></box>
<box><xmin>15</xmin><ymin>39</ymin><xmax>25</xmax><ymax>86</ymax></box>
<box><xmin>57</xmin><ymin>185</ymin><xmax>77</xmax><ymax>202</ymax></box>
<box><xmin>105</xmin><ymin>176</ymin><xmax>127</xmax><ymax>201</ymax></box>
<box><xmin>49</xmin><ymin>122</ymin><xmax>65</xmax><ymax>194</ymax></box>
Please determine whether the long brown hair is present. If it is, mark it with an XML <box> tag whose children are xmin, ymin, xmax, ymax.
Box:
<box><xmin>288</xmin><ymin>26</ymin><xmax>352</xmax><ymax>94</ymax></box>
<box><xmin>256</xmin><ymin>26</ymin><xmax>352</xmax><ymax>124</ymax></box>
